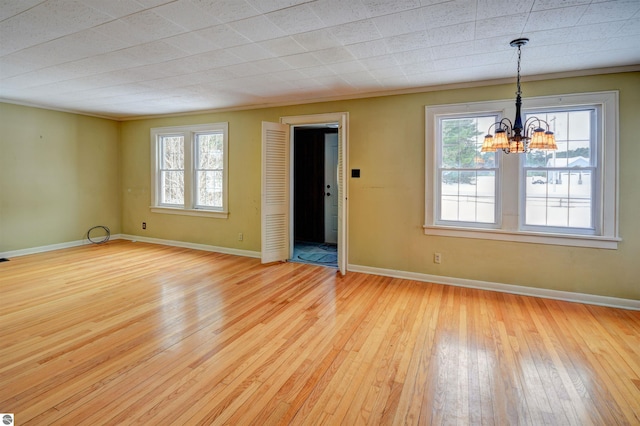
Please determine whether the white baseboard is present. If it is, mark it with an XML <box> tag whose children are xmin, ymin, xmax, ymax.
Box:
<box><xmin>119</xmin><ymin>234</ymin><xmax>261</xmax><ymax>259</ymax></box>
<box><xmin>3</xmin><ymin>238</ymin><xmax>635</xmax><ymax>310</ymax></box>
<box><xmin>348</xmin><ymin>264</ymin><xmax>640</xmax><ymax>311</ymax></box>
<box><xmin>0</xmin><ymin>234</ymin><xmax>260</xmax><ymax>260</ymax></box>
<box><xmin>0</xmin><ymin>235</ymin><xmax>122</xmax><ymax>259</ymax></box>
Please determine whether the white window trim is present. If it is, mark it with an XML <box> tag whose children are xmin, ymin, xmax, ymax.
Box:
<box><xmin>150</xmin><ymin>123</ymin><xmax>229</xmax><ymax>219</ymax></box>
<box><xmin>424</xmin><ymin>91</ymin><xmax>620</xmax><ymax>249</ymax></box>
<box><xmin>434</xmin><ymin>112</ymin><xmax>502</xmax><ymax>229</ymax></box>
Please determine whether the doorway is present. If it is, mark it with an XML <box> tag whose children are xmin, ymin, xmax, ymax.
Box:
<box><xmin>291</xmin><ymin>126</ymin><xmax>338</xmax><ymax>267</ymax></box>
<box><xmin>261</xmin><ymin>112</ymin><xmax>348</xmax><ymax>275</ymax></box>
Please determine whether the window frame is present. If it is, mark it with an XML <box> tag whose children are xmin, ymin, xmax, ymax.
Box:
<box><xmin>435</xmin><ymin>113</ymin><xmax>502</xmax><ymax>229</ymax></box>
<box><xmin>424</xmin><ymin>91</ymin><xmax>620</xmax><ymax>249</ymax></box>
<box><xmin>156</xmin><ymin>133</ymin><xmax>186</xmax><ymax>207</ymax></box>
<box><xmin>519</xmin><ymin>105</ymin><xmax>600</xmax><ymax>236</ymax></box>
<box><xmin>150</xmin><ymin>123</ymin><xmax>229</xmax><ymax>219</ymax></box>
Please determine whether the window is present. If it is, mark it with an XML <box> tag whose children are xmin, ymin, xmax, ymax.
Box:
<box><xmin>522</xmin><ymin>108</ymin><xmax>596</xmax><ymax>233</ymax></box>
<box><xmin>437</xmin><ymin>115</ymin><xmax>499</xmax><ymax>227</ymax></box>
<box><xmin>425</xmin><ymin>92</ymin><xmax>619</xmax><ymax>249</ymax></box>
<box><xmin>151</xmin><ymin>123</ymin><xmax>228</xmax><ymax>218</ymax></box>
<box><xmin>158</xmin><ymin>134</ymin><xmax>185</xmax><ymax>206</ymax></box>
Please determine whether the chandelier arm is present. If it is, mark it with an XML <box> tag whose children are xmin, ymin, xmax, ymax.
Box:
<box><xmin>524</xmin><ymin>116</ymin><xmax>553</xmax><ymax>131</ymax></box>
<box><xmin>497</xmin><ymin>117</ymin><xmax>514</xmax><ymax>132</ymax></box>
<box><xmin>486</xmin><ymin>118</ymin><xmax>514</xmax><ymax>136</ymax></box>
<box><xmin>525</xmin><ymin>123</ymin><xmax>536</xmax><ymax>137</ymax></box>
<box><xmin>524</xmin><ymin>116</ymin><xmax>541</xmax><ymax>127</ymax></box>
<box><xmin>524</xmin><ymin>117</ymin><xmax>543</xmax><ymax>136</ymax></box>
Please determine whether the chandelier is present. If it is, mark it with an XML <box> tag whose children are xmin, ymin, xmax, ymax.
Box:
<box><xmin>481</xmin><ymin>38</ymin><xmax>557</xmax><ymax>154</ymax></box>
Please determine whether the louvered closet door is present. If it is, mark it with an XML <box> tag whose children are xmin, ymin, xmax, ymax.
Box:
<box><xmin>261</xmin><ymin>122</ymin><xmax>290</xmax><ymax>264</ymax></box>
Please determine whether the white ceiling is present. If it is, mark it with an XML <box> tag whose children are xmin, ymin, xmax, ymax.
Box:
<box><xmin>1</xmin><ymin>0</ymin><xmax>639</xmax><ymax>119</ymax></box>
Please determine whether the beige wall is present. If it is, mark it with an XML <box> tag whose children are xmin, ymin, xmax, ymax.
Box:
<box><xmin>120</xmin><ymin>72</ymin><xmax>640</xmax><ymax>300</ymax></box>
<box><xmin>0</xmin><ymin>103</ymin><xmax>121</xmax><ymax>252</ymax></box>
<box><xmin>3</xmin><ymin>72</ymin><xmax>638</xmax><ymax>299</ymax></box>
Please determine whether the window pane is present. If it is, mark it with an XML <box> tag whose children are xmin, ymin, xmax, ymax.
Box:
<box><xmin>568</xmin><ymin>110</ymin><xmax>591</xmax><ymax>141</ymax></box>
<box><xmin>525</xmin><ymin>109</ymin><xmax>593</xmax><ymax>167</ymax></box>
<box><xmin>161</xmin><ymin>136</ymin><xmax>184</xmax><ymax>170</ymax></box>
<box><xmin>524</xmin><ymin>170</ymin><xmax>593</xmax><ymax>229</ymax></box>
<box><xmin>568</xmin><ymin>171</ymin><xmax>592</xmax><ymax>228</ymax></box>
<box><xmin>477</xmin><ymin>172</ymin><xmax>495</xmax><ymax>223</ymax></box>
<box><xmin>197</xmin><ymin>133</ymin><xmax>224</xmax><ymax>169</ymax></box>
<box><xmin>525</xmin><ymin>171</ymin><xmax>549</xmax><ymax>226</ymax></box>
<box><xmin>545</xmin><ymin>175</ymin><xmax>570</xmax><ymax>226</ymax></box>
<box><xmin>197</xmin><ymin>170</ymin><xmax>223</xmax><ymax>208</ymax></box>
<box><xmin>441</xmin><ymin>171</ymin><xmax>459</xmax><ymax>221</ymax></box>
<box><xmin>524</xmin><ymin>150</ymin><xmax>549</xmax><ymax>167</ymax></box>
<box><xmin>441</xmin><ymin>117</ymin><xmax>494</xmax><ymax>168</ymax></box>
<box><xmin>161</xmin><ymin>170</ymin><xmax>184</xmax><ymax>205</ymax></box>
<box><xmin>440</xmin><ymin>170</ymin><xmax>495</xmax><ymax>223</ymax></box>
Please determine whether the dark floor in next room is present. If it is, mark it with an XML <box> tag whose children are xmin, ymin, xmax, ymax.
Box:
<box><xmin>291</xmin><ymin>241</ymin><xmax>337</xmax><ymax>268</ymax></box>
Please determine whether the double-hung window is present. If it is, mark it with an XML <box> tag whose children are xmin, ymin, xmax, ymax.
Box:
<box><xmin>151</xmin><ymin>123</ymin><xmax>228</xmax><ymax>218</ymax></box>
<box><xmin>436</xmin><ymin>115</ymin><xmax>500</xmax><ymax>227</ymax></box>
<box><xmin>425</xmin><ymin>92</ymin><xmax>619</xmax><ymax>249</ymax></box>
<box><xmin>522</xmin><ymin>108</ymin><xmax>597</xmax><ymax>233</ymax></box>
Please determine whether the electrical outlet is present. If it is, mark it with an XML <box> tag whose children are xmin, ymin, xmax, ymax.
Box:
<box><xmin>238</xmin><ymin>232</ymin><xmax>243</xmax><ymax>241</ymax></box>
<box><xmin>142</xmin><ymin>222</ymin><xmax>146</xmax><ymax>230</ymax></box>
<box><xmin>434</xmin><ymin>253</ymin><xmax>442</xmax><ymax>264</ymax></box>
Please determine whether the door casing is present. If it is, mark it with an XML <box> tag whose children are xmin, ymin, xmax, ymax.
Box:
<box><xmin>281</xmin><ymin>113</ymin><xmax>349</xmax><ymax>275</ymax></box>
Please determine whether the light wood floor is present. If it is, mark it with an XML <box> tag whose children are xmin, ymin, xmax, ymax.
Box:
<box><xmin>1</xmin><ymin>241</ymin><xmax>639</xmax><ymax>425</ymax></box>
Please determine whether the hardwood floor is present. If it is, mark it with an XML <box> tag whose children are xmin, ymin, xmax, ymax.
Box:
<box><xmin>1</xmin><ymin>240</ymin><xmax>639</xmax><ymax>425</ymax></box>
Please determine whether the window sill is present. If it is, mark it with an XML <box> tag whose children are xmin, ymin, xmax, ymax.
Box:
<box><xmin>150</xmin><ymin>207</ymin><xmax>228</xmax><ymax>219</ymax></box>
<box><xmin>423</xmin><ymin>225</ymin><xmax>620</xmax><ymax>249</ymax></box>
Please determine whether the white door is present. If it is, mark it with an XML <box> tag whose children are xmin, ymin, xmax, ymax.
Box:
<box><xmin>261</xmin><ymin>122</ymin><xmax>290</xmax><ymax>264</ymax></box>
<box><xmin>324</xmin><ymin>133</ymin><xmax>338</xmax><ymax>244</ymax></box>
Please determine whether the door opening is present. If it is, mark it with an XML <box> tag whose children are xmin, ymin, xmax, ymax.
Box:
<box><xmin>261</xmin><ymin>112</ymin><xmax>348</xmax><ymax>275</ymax></box>
<box><xmin>291</xmin><ymin>126</ymin><xmax>338</xmax><ymax>267</ymax></box>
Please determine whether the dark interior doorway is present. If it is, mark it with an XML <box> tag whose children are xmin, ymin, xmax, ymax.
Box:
<box><xmin>292</xmin><ymin>126</ymin><xmax>338</xmax><ymax>267</ymax></box>
<box><xmin>294</xmin><ymin>127</ymin><xmax>325</xmax><ymax>243</ymax></box>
